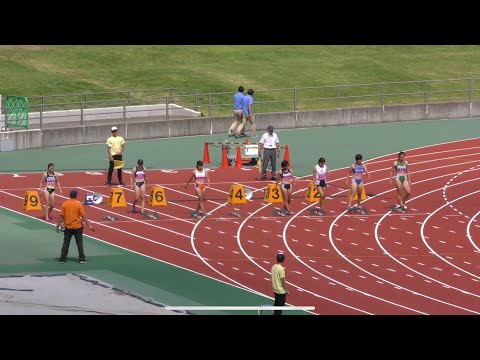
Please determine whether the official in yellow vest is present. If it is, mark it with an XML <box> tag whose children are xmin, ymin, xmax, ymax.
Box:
<box><xmin>106</xmin><ymin>126</ymin><xmax>126</xmax><ymax>186</ymax></box>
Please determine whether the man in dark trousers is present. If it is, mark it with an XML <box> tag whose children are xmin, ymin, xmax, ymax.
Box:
<box><xmin>106</xmin><ymin>126</ymin><xmax>126</xmax><ymax>186</ymax></box>
<box><xmin>259</xmin><ymin>125</ymin><xmax>280</xmax><ymax>180</ymax></box>
<box><xmin>56</xmin><ymin>190</ymin><xmax>94</xmax><ymax>264</ymax></box>
<box><xmin>271</xmin><ymin>252</ymin><xmax>290</xmax><ymax>315</ymax></box>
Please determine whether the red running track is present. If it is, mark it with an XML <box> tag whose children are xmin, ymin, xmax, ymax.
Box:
<box><xmin>2</xmin><ymin>138</ymin><xmax>480</xmax><ymax>314</ymax></box>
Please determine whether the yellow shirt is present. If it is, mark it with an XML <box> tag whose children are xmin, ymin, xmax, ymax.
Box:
<box><xmin>271</xmin><ymin>264</ymin><xmax>286</xmax><ymax>294</ymax></box>
<box><xmin>106</xmin><ymin>135</ymin><xmax>125</xmax><ymax>156</ymax></box>
<box><xmin>60</xmin><ymin>199</ymin><xmax>85</xmax><ymax>229</ymax></box>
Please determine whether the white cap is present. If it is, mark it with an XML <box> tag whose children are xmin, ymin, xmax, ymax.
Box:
<box><xmin>111</xmin><ymin>126</ymin><xmax>118</xmax><ymax>132</ymax></box>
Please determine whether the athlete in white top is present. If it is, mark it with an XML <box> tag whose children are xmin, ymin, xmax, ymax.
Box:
<box><xmin>312</xmin><ymin>157</ymin><xmax>328</xmax><ymax>212</ymax></box>
<box><xmin>185</xmin><ymin>160</ymin><xmax>211</xmax><ymax>216</ymax></box>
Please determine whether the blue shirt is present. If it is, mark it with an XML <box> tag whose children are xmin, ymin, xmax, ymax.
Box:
<box><xmin>243</xmin><ymin>95</ymin><xmax>253</xmax><ymax>115</ymax></box>
<box><xmin>234</xmin><ymin>92</ymin><xmax>244</xmax><ymax>110</ymax></box>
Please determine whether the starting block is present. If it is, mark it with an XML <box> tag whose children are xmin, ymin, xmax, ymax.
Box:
<box><xmin>102</xmin><ymin>216</ymin><xmax>118</xmax><ymax>221</ymax></box>
<box><xmin>273</xmin><ymin>208</ymin><xmax>286</xmax><ymax>217</ymax></box>
<box><xmin>348</xmin><ymin>206</ymin><xmax>368</xmax><ymax>215</ymax></box>
<box><xmin>189</xmin><ymin>211</ymin><xmax>204</xmax><ymax>219</ymax></box>
<box><xmin>390</xmin><ymin>205</ymin><xmax>406</xmax><ymax>213</ymax></box>
<box><xmin>309</xmin><ymin>208</ymin><xmax>325</xmax><ymax>216</ymax></box>
<box><xmin>227</xmin><ymin>211</ymin><xmax>242</xmax><ymax>218</ymax></box>
<box><xmin>23</xmin><ymin>191</ymin><xmax>42</xmax><ymax>211</ymax></box>
<box><xmin>143</xmin><ymin>211</ymin><xmax>159</xmax><ymax>220</ymax></box>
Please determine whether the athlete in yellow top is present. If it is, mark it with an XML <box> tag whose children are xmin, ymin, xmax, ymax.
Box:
<box><xmin>389</xmin><ymin>151</ymin><xmax>412</xmax><ymax>211</ymax></box>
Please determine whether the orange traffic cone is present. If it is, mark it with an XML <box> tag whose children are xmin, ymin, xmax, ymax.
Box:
<box><xmin>284</xmin><ymin>144</ymin><xmax>291</xmax><ymax>166</ymax></box>
<box><xmin>203</xmin><ymin>142</ymin><xmax>211</xmax><ymax>164</ymax></box>
<box><xmin>235</xmin><ymin>145</ymin><xmax>243</xmax><ymax>168</ymax></box>
<box><xmin>221</xmin><ymin>145</ymin><xmax>229</xmax><ymax>169</ymax></box>
<box><xmin>246</xmin><ymin>137</ymin><xmax>250</xmax><ymax>145</ymax></box>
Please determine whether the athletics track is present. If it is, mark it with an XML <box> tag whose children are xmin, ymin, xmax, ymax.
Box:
<box><xmin>1</xmin><ymin>137</ymin><xmax>480</xmax><ymax>314</ymax></box>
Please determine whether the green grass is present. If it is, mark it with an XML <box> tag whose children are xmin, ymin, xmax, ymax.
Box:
<box><xmin>1</xmin><ymin>45</ymin><xmax>480</xmax><ymax>114</ymax></box>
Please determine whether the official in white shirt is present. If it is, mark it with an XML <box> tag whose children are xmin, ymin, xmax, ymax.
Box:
<box><xmin>258</xmin><ymin>125</ymin><xmax>280</xmax><ymax>180</ymax></box>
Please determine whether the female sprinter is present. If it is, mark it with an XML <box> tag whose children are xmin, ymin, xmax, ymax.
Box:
<box><xmin>312</xmin><ymin>157</ymin><xmax>328</xmax><ymax>213</ymax></box>
<box><xmin>346</xmin><ymin>154</ymin><xmax>370</xmax><ymax>212</ymax></box>
<box><xmin>39</xmin><ymin>162</ymin><xmax>63</xmax><ymax>221</ymax></box>
<box><xmin>276</xmin><ymin>160</ymin><xmax>295</xmax><ymax>215</ymax></box>
<box><xmin>131</xmin><ymin>159</ymin><xmax>148</xmax><ymax>214</ymax></box>
<box><xmin>389</xmin><ymin>151</ymin><xmax>411</xmax><ymax>212</ymax></box>
<box><xmin>185</xmin><ymin>160</ymin><xmax>211</xmax><ymax>216</ymax></box>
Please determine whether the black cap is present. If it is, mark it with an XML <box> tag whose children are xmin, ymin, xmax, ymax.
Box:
<box><xmin>276</xmin><ymin>253</ymin><xmax>285</xmax><ymax>262</ymax></box>
<box><xmin>267</xmin><ymin>125</ymin><xmax>274</xmax><ymax>130</ymax></box>
<box><xmin>70</xmin><ymin>190</ymin><xmax>78</xmax><ymax>198</ymax></box>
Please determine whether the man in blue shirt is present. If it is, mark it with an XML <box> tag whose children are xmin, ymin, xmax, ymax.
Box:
<box><xmin>228</xmin><ymin>86</ymin><xmax>244</xmax><ymax>137</ymax></box>
<box><xmin>236</xmin><ymin>88</ymin><xmax>256</xmax><ymax>138</ymax></box>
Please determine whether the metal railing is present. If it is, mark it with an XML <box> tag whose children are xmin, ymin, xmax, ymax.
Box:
<box><xmin>4</xmin><ymin>77</ymin><xmax>480</xmax><ymax>124</ymax></box>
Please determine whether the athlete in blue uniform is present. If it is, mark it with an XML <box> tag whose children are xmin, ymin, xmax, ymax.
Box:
<box><xmin>346</xmin><ymin>154</ymin><xmax>370</xmax><ymax>211</ymax></box>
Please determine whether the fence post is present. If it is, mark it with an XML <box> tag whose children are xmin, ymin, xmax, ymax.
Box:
<box><xmin>337</xmin><ymin>85</ymin><xmax>340</xmax><ymax>109</ymax></box>
<box><xmin>380</xmin><ymin>82</ymin><xmax>384</xmax><ymax>109</ymax></box>
<box><xmin>208</xmin><ymin>93</ymin><xmax>212</xmax><ymax>117</ymax></box>
<box><xmin>468</xmin><ymin>76</ymin><xmax>472</xmax><ymax>117</ymax></box>
<box><xmin>293</xmin><ymin>87</ymin><xmax>298</xmax><ymax>111</ymax></box>
<box><xmin>84</xmin><ymin>93</ymin><xmax>88</xmax><ymax>109</ymax></box>
<box><xmin>169</xmin><ymin>87</ymin><xmax>173</xmax><ymax>104</ymax></box>
<box><xmin>165</xmin><ymin>96</ymin><xmax>169</xmax><ymax>121</ymax></box>
<box><xmin>424</xmin><ymin>80</ymin><xmax>429</xmax><ymax>118</ymax></box>
<box><xmin>468</xmin><ymin>77</ymin><xmax>472</xmax><ymax>102</ymax></box>
<box><xmin>39</xmin><ymin>101</ymin><xmax>43</xmax><ymax>131</ymax></box>
<box><xmin>123</xmin><ymin>98</ymin><xmax>126</xmax><ymax>124</ymax></box>
<box><xmin>41</xmin><ymin>95</ymin><xmax>46</xmax><ymax>113</ymax></box>
<box><xmin>80</xmin><ymin>100</ymin><xmax>86</xmax><ymax>144</ymax></box>
<box><xmin>424</xmin><ymin>80</ymin><xmax>429</xmax><ymax>105</ymax></box>
<box><xmin>123</xmin><ymin>98</ymin><xmax>128</xmax><ymax>140</ymax></box>
<box><xmin>39</xmin><ymin>101</ymin><xmax>44</xmax><ymax>147</ymax></box>
<box><xmin>194</xmin><ymin>89</ymin><xmax>198</xmax><ymax>112</ymax></box>
<box><xmin>80</xmin><ymin>100</ymin><xmax>84</xmax><ymax>126</ymax></box>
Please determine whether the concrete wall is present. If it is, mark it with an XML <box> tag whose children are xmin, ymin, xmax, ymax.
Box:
<box><xmin>1</xmin><ymin>100</ymin><xmax>479</xmax><ymax>151</ymax></box>
<box><xmin>0</xmin><ymin>129</ymin><xmax>42</xmax><ymax>150</ymax></box>
<box><xmin>0</xmin><ymin>103</ymin><xmax>201</xmax><ymax>126</ymax></box>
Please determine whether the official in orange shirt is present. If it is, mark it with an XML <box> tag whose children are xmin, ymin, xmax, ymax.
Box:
<box><xmin>56</xmin><ymin>190</ymin><xmax>94</xmax><ymax>264</ymax></box>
